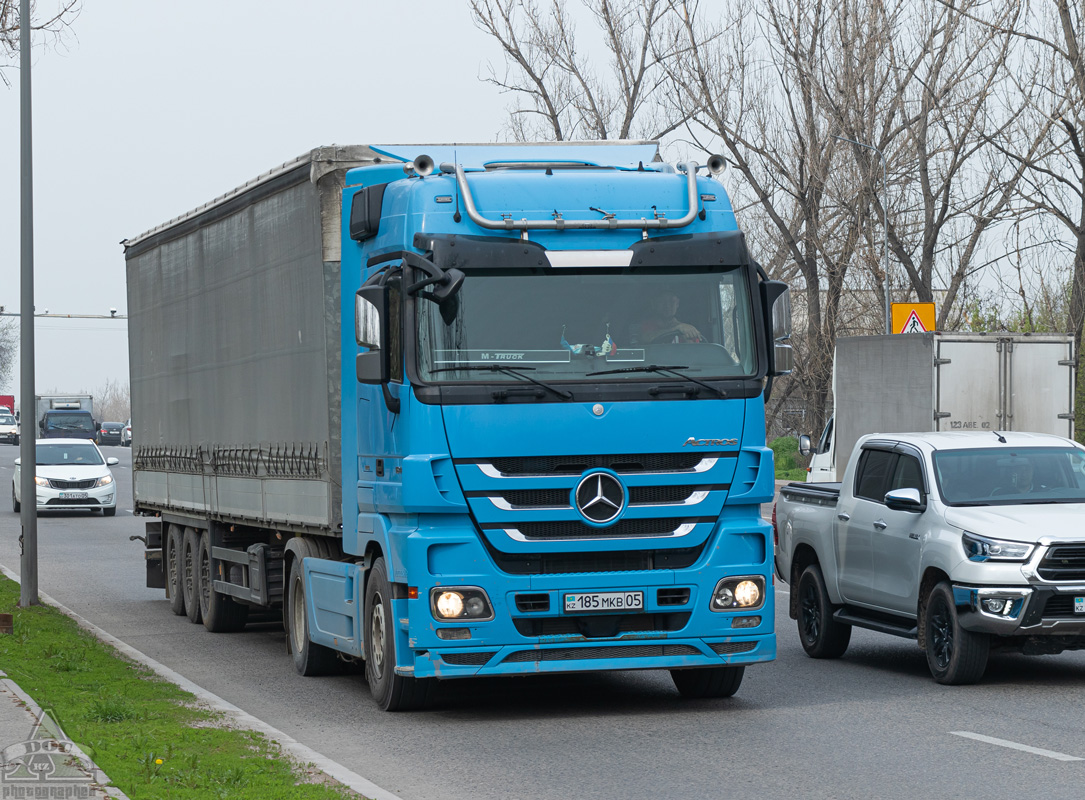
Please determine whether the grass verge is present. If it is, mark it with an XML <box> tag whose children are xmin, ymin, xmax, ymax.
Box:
<box><xmin>0</xmin><ymin>576</ymin><xmax>362</xmax><ymax>799</ymax></box>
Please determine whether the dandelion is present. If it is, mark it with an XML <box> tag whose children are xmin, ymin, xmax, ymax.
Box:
<box><xmin>155</xmin><ymin>759</ymin><xmax>163</xmax><ymax>765</ymax></box>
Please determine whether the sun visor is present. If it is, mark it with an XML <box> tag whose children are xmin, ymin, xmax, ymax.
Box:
<box><xmin>370</xmin><ymin>142</ymin><xmax>660</xmax><ymax>170</ymax></box>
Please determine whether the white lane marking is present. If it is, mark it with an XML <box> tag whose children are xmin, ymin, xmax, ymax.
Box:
<box><xmin>0</xmin><ymin>562</ymin><xmax>404</xmax><ymax>800</ymax></box>
<box><xmin>950</xmin><ymin>731</ymin><xmax>1084</xmax><ymax>762</ymax></box>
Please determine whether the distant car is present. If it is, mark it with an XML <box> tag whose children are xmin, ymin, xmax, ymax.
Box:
<box><xmin>121</xmin><ymin>419</ymin><xmax>132</xmax><ymax>448</ymax></box>
<box><xmin>0</xmin><ymin>413</ymin><xmax>17</xmax><ymax>446</ymax></box>
<box><xmin>97</xmin><ymin>421</ymin><xmax>125</xmax><ymax>447</ymax></box>
<box><xmin>13</xmin><ymin>438</ymin><xmax>119</xmax><ymax>516</ymax></box>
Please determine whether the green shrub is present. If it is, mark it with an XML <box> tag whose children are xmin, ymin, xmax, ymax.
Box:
<box><xmin>769</xmin><ymin>436</ymin><xmax>807</xmax><ymax>481</ymax></box>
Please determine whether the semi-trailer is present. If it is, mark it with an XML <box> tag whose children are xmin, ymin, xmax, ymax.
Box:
<box><xmin>125</xmin><ymin>142</ymin><xmax>792</xmax><ymax>710</ymax></box>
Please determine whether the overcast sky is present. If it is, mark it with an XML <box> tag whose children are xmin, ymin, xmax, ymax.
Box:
<box><xmin>1</xmin><ymin>1</ymin><xmax>511</xmax><ymax>409</ymax></box>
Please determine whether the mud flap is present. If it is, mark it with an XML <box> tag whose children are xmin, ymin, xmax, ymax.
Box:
<box><xmin>302</xmin><ymin>557</ymin><xmax>365</xmax><ymax>657</ymax></box>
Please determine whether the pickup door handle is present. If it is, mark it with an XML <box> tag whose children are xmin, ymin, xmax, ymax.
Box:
<box><xmin>873</xmin><ymin>520</ymin><xmax>888</xmax><ymax>530</ymax></box>
<box><xmin>837</xmin><ymin>512</ymin><xmax>851</xmax><ymax>521</ymax></box>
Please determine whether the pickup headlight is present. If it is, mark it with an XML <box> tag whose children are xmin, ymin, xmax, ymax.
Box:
<box><xmin>962</xmin><ymin>532</ymin><xmax>1034</xmax><ymax>562</ymax></box>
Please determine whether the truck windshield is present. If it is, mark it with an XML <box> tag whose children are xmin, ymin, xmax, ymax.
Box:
<box><xmin>36</xmin><ymin>443</ymin><xmax>104</xmax><ymax>466</ymax></box>
<box><xmin>417</xmin><ymin>266</ymin><xmax>757</xmax><ymax>383</ymax></box>
<box><xmin>45</xmin><ymin>414</ymin><xmax>94</xmax><ymax>432</ymax></box>
<box><xmin>933</xmin><ymin>447</ymin><xmax>1085</xmax><ymax>505</ymax></box>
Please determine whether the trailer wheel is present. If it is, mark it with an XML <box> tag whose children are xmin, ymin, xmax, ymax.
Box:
<box><xmin>287</xmin><ymin>556</ymin><xmax>339</xmax><ymax>676</ymax></box>
<box><xmin>924</xmin><ymin>581</ymin><xmax>989</xmax><ymax>685</ymax></box>
<box><xmin>182</xmin><ymin>527</ymin><xmax>202</xmax><ymax>624</ymax></box>
<box><xmin>797</xmin><ymin>564</ymin><xmax>851</xmax><ymax>658</ymax></box>
<box><xmin>364</xmin><ymin>558</ymin><xmax>432</xmax><ymax>711</ymax></box>
<box><xmin>165</xmin><ymin>524</ymin><xmax>186</xmax><ymax>616</ymax></box>
<box><xmin>670</xmin><ymin>665</ymin><xmax>745</xmax><ymax>698</ymax></box>
<box><xmin>197</xmin><ymin>530</ymin><xmax>248</xmax><ymax>633</ymax></box>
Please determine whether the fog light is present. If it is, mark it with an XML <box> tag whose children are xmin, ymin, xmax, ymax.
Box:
<box><xmin>436</xmin><ymin>628</ymin><xmax>471</xmax><ymax>640</ymax></box>
<box><xmin>734</xmin><ymin>580</ymin><xmax>761</xmax><ymax>607</ymax></box>
<box><xmin>436</xmin><ymin>591</ymin><xmax>464</xmax><ymax>619</ymax></box>
<box><xmin>982</xmin><ymin>598</ymin><xmax>1007</xmax><ymax>614</ymax></box>
<box><xmin>712</xmin><ymin>587</ymin><xmax>735</xmax><ymax>609</ymax></box>
<box><xmin>465</xmin><ymin>596</ymin><xmax>486</xmax><ymax>617</ymax></box>
<box><xmin>732</xmin><ymin>616</ymin><xmax>761</xmax><ymax>629</ymax></box>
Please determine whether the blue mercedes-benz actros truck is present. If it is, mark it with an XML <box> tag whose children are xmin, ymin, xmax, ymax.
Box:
<box><xmin>126</xmin><ymin>142</ymin><xmax>792</xmax><ymax>710</ymax></box>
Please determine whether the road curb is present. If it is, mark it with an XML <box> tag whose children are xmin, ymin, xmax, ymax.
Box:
<box><xmin>0</xmin><ymin>563</ymin><xmax>403</xmax><ymax>800</ymax></box>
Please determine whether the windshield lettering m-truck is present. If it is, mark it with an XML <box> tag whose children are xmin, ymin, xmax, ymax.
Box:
<box><xmin>125</xmin><ymin>143</ymin><xmax>792</xmax><ymax>710</ymax></box>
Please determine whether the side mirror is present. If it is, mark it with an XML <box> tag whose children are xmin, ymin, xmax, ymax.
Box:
<box><xmin>798</xmin><ymin>434</ymin><xmax>813</xmax><ymax>457</ymax></box>
<box><xmin>884</xmin><ymin>488</ymin><xmax>925</xmax><ymax>513</ymax></box>
<box><xmin>760</xmin><ymin>280</ymin><xmax>793</xmax><ymax>376</ymax></box>
<box><xmin>107</xmin><ymin>457</ymin><xmax>120</xmax><ymax>466</ymax></box>
<box><xmin>14</xmin><ymin>458</ymin><xmax>20</xmax><ymax>466</ymax></box>
<box><xmin>355</xmin><ymin>284</ymin><xmax>389</xmax><ymax>384</ymax></box>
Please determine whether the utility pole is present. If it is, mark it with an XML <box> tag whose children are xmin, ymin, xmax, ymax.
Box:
<box><xmin>20</xmin><ymin>0</ymin><xmax>39</xmax><ymax>607</ymax></box>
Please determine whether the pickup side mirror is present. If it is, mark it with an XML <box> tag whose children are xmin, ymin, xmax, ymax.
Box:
<box><xmin>884</xmin><ymin>488</ymin><xmax>925</xmax><ymax>513</ymax></box>
<box><xmin>798</xmin><ymin>434</ymin><xmax>812</xmax><ymax>457</ymax></box>
<box><xmin>759</xmin><ymin>280</ymin><xmax>793</xmax><ymax>376</ymax></box>
<box><xmin>355</xmin><ymin>284</ymin><xmax>389</xmax><ymax>384</ymax></box>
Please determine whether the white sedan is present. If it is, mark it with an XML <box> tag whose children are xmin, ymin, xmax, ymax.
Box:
<box><xmin>13</xmin><ymin>439</ymin><xmax>119</xmax><ymax>516</ymax></box>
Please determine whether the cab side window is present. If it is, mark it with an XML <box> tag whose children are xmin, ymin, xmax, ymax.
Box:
<box><xmin>888</xmin><ymin>454</ymin><xmax>924</xmax><ymax>497</ymax></box>
<box><xmin>855</xmin><ymin>449</ymin><xmax>895</xmax><ymax>502</ymax></box>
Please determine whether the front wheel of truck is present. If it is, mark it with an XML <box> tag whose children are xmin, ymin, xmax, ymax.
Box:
<box><xmin>287</xmin><ymin>557</ymin><xmax>339</xmax><ymax>676</ymax></box>
<box><xmin>670</xmin><ymin>665</ymin><xmax>745</xmax><ymax>698</ymax></box>
<box><xmin>797</xmin><ymin>564</ymin><xmax>851</xmax><ymax>658</ymax></box>
<box><xmin>364</xmin><ymin>558</ymin><xmax>433</xmax><ymax>711</ymax></box>
<box><xmin>924</xmin><ymin>582</ymin><xmax>989</xmax><ymax>685</ymax></box>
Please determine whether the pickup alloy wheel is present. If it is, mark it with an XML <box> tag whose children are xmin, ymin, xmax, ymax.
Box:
<box><xmin>797</xmin><ymin>564</ymin><xmax>851</xmax><ymax>658</ymax></box>
<box><xmin>924</xmin><ymin>582</ymin><xmax>989</xmax><ymax>685</ymax></box>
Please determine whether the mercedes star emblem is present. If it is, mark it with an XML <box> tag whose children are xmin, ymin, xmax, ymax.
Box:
<box><xmin>575</xmin><ymin>472</ymin><xmax>625</xmax><ymax>524</ymax></box>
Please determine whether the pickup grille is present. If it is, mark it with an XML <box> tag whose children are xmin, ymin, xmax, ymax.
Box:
<box><xmin>1037</xmin><ymin>545</ymin><xmax>1085</xmax><ymax>582</ymax></box>
<box><xmin>1040</xmin><ymin>595</ymin><xmax>1082</xmax><ymax>618</ymax></box>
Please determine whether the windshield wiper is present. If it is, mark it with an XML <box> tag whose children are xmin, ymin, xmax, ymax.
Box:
<box><xmin>428</xmin><ymin>364</ymin><xmax>573</xmax><ymax>400</ymax></box>
<box><xmin>586</xmin><ymin>364</ymin><xmax>726</xmax><ymax>398</ymax></box>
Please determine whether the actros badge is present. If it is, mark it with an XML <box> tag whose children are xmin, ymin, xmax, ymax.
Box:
<box><xmin>575</xmin><ymin>472</ymin><xmax>626</xmax><ymax>524</ymax></box>
<box><xmin>683</xmin><ymin>437</ymin><xmax>738</xmax><ymax>447</ymax></box>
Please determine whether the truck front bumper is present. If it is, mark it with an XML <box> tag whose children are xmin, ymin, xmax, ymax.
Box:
<box><xmin>953</xmin><ymin>584</ymin><xmax>1085</xmax><ymax>637</ymax></box>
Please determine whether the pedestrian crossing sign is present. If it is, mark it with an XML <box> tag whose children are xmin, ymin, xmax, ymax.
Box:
<box><xmin>892</xmin><ymin>302</ymin><xmax>936</xmax><ymax>334</ymax></box>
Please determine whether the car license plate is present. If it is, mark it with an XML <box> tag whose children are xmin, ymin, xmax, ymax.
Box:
<box><xmin>59</xmin><ymin>492</ymin><xmax>88</xmax><ymax>499</ymax></box>
<box><xmin>1076</xmin><ymin>597</ymin><xmax>1085</xmax><ymax>614</ymax></box>
<box><xmin>564</xmin><ymin>591</ymin><xmax>644</xmax><ymax>613</ymax></box>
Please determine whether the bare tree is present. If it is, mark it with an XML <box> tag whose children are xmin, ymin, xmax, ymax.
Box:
<box><xmin>0</xmin><ymin>0</ymin><xmax>81</xmax><ymax>86</ymax></box>
<box><xmin>93</xmin><ymin>378</ymin><xmax>130</xmax><ymax>424</ymax></box>
<box><xmin>471</xmin><ymin>0</ymin><xmax>686</xmax><ymax>140</ymax></box>
<box><xmin>0</xmin><ymin>318</ymin><xmax>16</xmax><ymax>389</ymax></box>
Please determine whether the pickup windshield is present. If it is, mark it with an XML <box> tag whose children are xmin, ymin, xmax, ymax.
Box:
<box><xmin>933</xmin><ymin>447</ymin><xmax>1085</xmax><ymax>505</ymax></box>
<box><xmin>417</xmin><ymin>266</ymin><xmax>756</xmax><ymax>383</ymax></box>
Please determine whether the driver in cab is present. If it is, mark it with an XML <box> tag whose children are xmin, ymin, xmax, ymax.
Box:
<box><xmin>633</xmin><ymin>291</ymin><xmax>703</xmax><ymax>345</ymax></box>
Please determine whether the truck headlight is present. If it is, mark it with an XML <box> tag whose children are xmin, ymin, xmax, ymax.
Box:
<box><xmin>961</xmin><ymin>532</ymin><xmax>1034</xmax><ymax>562</ymax></box>
<box><xmin>430</xmin><ymin>587</ymin><xmax>494</xmax><ymax>621</ymax></box>
<box><xmin>710</xmin><ymin>576</ymin><xmax>765</xmax><ymax>611</ymax></box>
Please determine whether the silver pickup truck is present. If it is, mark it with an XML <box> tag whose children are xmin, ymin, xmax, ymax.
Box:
<box><xmin>773</xmin><ymin>431</ymin><xmax>1085</xmax><ymax>684</ymax></box>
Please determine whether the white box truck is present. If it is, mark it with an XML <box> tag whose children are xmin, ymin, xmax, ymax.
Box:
<box><xmin>801</xmin><ymin>332</ymin><xmax>1076</xmax><ymax>481</ymax></box>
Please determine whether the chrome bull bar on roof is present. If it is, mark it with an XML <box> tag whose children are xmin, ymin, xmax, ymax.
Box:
<box><xmin>444</xmin><ymin>161</ymin><xmax>705</xmax><ymax>233</ymax></box>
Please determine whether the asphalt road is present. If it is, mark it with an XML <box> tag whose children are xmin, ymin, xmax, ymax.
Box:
<box><xmin>1</xmin><ymin>447</ymin><xmax>1084</xmax><ymax>800</ymax></box>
